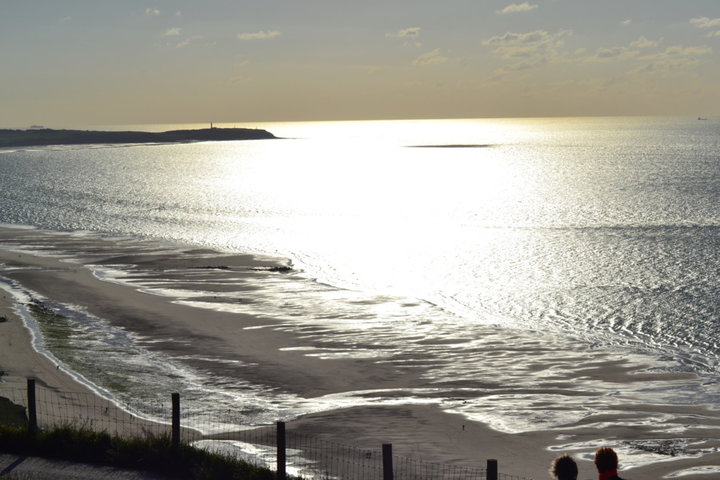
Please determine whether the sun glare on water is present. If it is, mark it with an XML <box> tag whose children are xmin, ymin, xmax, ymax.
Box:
<box><xmin>191</xmin><ymin>119</ymin><xmax>542</xmax><ymax>295</ymax></box>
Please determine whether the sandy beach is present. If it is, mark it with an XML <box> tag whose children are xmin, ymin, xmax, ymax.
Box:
<box><xmin>1</xmin><ymin>226</ymin><xmax>720</xmax><ymax>479</ymax></box>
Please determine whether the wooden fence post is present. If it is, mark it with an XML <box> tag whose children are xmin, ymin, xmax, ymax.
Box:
<box><xmin>171</xmin><ymin>393</ymin><xmax>180</xmax><ymax>446</ymax></box>
<box><xmin>277</xmin><ymin>421</ymin><xmax>286</xmax><ymax>480</ymax></box>
<box><xmin>382</xmin><ymin>443</ymin><xmax>394</xmax><ymax>480</ymax></box>
<box><xmin>27</xmin><ymin>378</ymin><xmax>37</xmax><ymax>435</ymax></box>
<box><xmin>487</xmin><ymin>459</ymin><xmax>498</xmax><ymax>480</ymax></box>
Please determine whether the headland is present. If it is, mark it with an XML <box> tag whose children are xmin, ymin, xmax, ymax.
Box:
<box><xmin>0</xmin><ymin>127</ymin><xmax>276</xmax><ymax>148</ymax></box>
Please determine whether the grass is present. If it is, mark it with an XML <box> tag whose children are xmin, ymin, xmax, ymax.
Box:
<box><xmin>0</xmin><ymin>423</ymin><xmax>295</xmax><ymax>479</ymax></box>
<box><xmin>0</xmin><ymin>398</ymin><xmax>27</xmax><ymax>427</ymax></box>
<box><xmin>0</xmin><ymin>473</ymin><xmax>32</xmax><ymax>480</ymax></box>
<box><xmin>0</xmin><ymin>396</ymin><xmax>297</xmax><ymax>479</ymax></box>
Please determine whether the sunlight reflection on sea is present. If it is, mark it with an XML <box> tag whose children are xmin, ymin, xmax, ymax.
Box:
<box><xmin>1</xmin><ymin>117</ymin><xmax>720</xmax><ymax>472</ymax></box>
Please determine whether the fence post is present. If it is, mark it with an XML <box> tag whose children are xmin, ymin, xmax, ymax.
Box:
<box><xmin>277</xmin><ymin>421</ymin><xmax>286</xmax><ymax>480</ymax></box>
<box><xmin>171</xmin><ymin>393</ymin><xmax>180</xmax><ymax>447</ymax></box>
<box><xmin>487</xmin><ymin>459</ymin><xmax>498</xmax><ymax>480</ymax></box>
<box><xmin>382</xmin><ymin>443</ymin><xmax>394</xmax><ymax>480</ymax></box>
<box><xmin>27</xmin><ymin>378</ymin><xmax>37</xmax><ymax>436</ymax></box>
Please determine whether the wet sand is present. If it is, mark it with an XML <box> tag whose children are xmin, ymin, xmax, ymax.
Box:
<box><xmin>1</xmin><ymin>226</ymin><xmax>720</xmax><ymax>479</ymax></box>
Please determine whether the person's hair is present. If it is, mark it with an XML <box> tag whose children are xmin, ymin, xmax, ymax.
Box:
<box><xmin>550</xmin><ymin>454</ymin><xmax>578</xmax><ymax>480</ymax></box>
<box><xmin>594</xmin><ymin>447</ymin><xmax>619</xmax><ymax>473</ymax></box>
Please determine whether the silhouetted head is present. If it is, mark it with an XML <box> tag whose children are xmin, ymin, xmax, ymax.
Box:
<box><xmin>550</xmin><ymin>454</ymin><xmax>578</xmax><ymax>480</ymax></box>
<box><xmin>594</xmin><ymin>447</ymin><xmax>619</xmax><ymax>473</ymax></box>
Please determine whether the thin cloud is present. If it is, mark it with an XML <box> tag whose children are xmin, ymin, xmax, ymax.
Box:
<box><xmin>496</xmin><ymin>3</ymin><xmax>539</xmax><ymax>15</ymax></box>
<box><xmin>621</xmin><ymin>19</ymin><xmax>632</xmax><ymax>26</ymax></box>
<box><xmin>482</xmin><ymin>30</ymin><xmax>571</xmax><ymax>62</ymax></box>
<box><xmin>579</xmin><ymin>39</ymin><xmax>650</xmax><ymax>64</ymax></box>
<box><xmin>237</xmin><ymin>30</ymin><xmax>282</xmax><ymax>41</ymax></box>
<box><xmin>59</xmin><ymin>16</ymin><xmax>72</xmax><ymax>24</ymax></box>
<box><xmin>482</xmin><ymin>29</ymin><xmax>576</xmax><ymax>79</ymax></box>
<box><xmin>412</xmin><ymin>49</ymin><xmax>448</xmax><ymax>66</ymax></box>
<box><xmin>162</xmin><ymin>28</ymin><xmax>182</xmax><ymax>37</ymax></box>
<box><xmin>589</xmin><ymin>46</ymin><xmax>640</xmax><ymax>62</ymax></box>
<box><xmin>145</xmin><ymin>8</ymin><xmax>160</xmax><ymax>16</ymax></box>
<box><xmin>483</xmin><ymin>30</ymin><xmax>557</xmax><ymax>47</ymax></box>
<box><xmin>235</xmin><ymin>59</ymin><xmax>251</xmax><ymax>68</ymax></box>
<box><xmin>642</xmin><ymin>45</ymin><xmax>713</xmax><ymax>59</ymax></box>
<box><xmin>175</xmin><ymin>35</ymin><xmax>203</xmax><ymax>48</ymax></box>
<box><xmin>386</xmin><ymin>27</ymin><xmax>421</xmax><ymax>39</ymax></box>
<box><xmin>631</xmin><ymin>45</ymin><xmax>713</xmax><ymax>74</ymax></box>
<box><xmin>690</xmin><ymin>17</ymin><xmax>720</xmax><ymax>38</ymax></box>
<box><xmin>690</xmin><ymin>17</ymin><xmax>720</xmax><ymax>29</ymax></box>
<box><xmin>231</xmin><ymin>76</ymin><xmax>253</xmax><ymax>85</ymax></box>
<box><xmin>630</xmin><ymin>36</ymin><xmax>660</xmax><ymax>49</ymax></box>
<box><xmin>575</xmin><ymin>36</ymin><xmax>709</xmax><ymax>71</ymax></box>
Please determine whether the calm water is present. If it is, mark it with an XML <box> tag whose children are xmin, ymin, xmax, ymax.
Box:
<box><xmin>1</xmin><ymin>117</ymin><xmax>720</xmax><ymax>467</ymax></box>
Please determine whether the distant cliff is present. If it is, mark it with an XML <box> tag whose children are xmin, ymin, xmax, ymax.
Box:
<box><xmin>0</xmin><ymin>127</ymin><xmax>277</xmax><ymax>148</ymax></box>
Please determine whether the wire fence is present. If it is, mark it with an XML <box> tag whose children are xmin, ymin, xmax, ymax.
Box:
<box><xmin>0</xmin><ymin>381</ymin><xmax>534</xmax><ymax>480</ymax></box>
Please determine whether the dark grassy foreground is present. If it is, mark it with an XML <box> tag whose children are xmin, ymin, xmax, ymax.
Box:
<box><xmin>0</xmin><ymin>425</ymin><xmax>292</xmax><ymax>480</ymax></box>
<box><xmin>0</xmin><ymin>398</ymin><xmax>295</xmax><ymax>479</ymax></box>
<box><xmin>0</xmin><ymin>398</ymin><xmax>25</xmax><ymax>427</ymax></box>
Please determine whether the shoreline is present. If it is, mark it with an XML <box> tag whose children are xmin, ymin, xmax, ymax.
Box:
<box><xmin>0</xmin><ymin>271</ymin><xmax>181</xmax><ymax>440</ymax></box>
<box><xmin>1</xmin><ymin>225</ymin><xmax>720</xmax><ymax>479</ymax></box>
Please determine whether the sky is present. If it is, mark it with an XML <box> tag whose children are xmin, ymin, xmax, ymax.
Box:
<box><xmin>1</xmin><ymin>1</ymin><xmax>720</xmax><ymax>127</ymax></box>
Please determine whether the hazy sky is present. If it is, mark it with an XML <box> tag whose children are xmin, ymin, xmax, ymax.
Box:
<box><xmin>2</xmin><ymin>1</ymin><xmax>719</xmax><ymax>127</ymax></box>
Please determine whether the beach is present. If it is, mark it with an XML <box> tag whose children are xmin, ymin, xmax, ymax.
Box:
<box><xmin>2</xmin><ymin>0</ymin><xmax>720</xmax><ymax>472</ymax></box>
<box><xmin>2</xmin><ymin>225</ymin><xmax>720</xmax><ymax>480</ymax></box>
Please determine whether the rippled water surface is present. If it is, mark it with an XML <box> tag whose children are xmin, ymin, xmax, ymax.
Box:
<box><xmin>1</xmin><ymin>117</ymin><xmax>720</xmax><ymax>470</ymax></box>
<box><xmin>2</xmin><ymin>117</ymin><xmax>719</xmax><ymax>363</ymax></box>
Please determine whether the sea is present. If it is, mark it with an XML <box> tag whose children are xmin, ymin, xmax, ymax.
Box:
<box><xmin>1</xmin><ymin>116</ymin><xmax>719</xmax><ymax>469</ymax></box>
